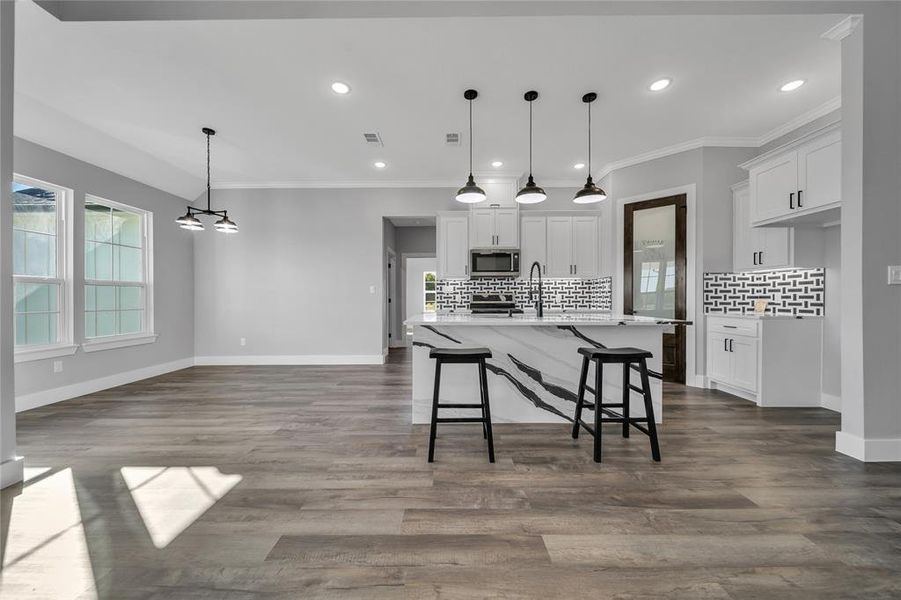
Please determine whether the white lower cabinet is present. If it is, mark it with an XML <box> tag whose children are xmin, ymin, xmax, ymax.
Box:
<box><xmin>706</xmin><ymin>315</ymin><xmax>822</xmax><ymax>407</ymax></box>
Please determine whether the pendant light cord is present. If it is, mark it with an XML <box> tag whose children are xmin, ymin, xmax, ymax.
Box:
<box><xmin>468</xmin><ymin>99</ymin><xmax>474</xmax><ymax>177</ymax></box>
<box><xmin>206</xmin><ymin>130</ymin><xmax>212</xmax><ymax>212</ymax></box>
<box><xmin>528</xmin><ymin>100</ymin><xmax>533</xmax><ymax>177</ymax></box>
<box><xmin>587</xmin><ymin>101</ymin><xmax>592</xmax><ymax>174</ymax></box>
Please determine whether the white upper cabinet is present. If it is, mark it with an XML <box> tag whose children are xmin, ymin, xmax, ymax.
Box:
<box><xmin>437</xmin><ymin>213</ymin><xmax>469</xmax><ymax>279</ymax></box>
<box><xmin>732</xmin><ymin>181</ymin><xmax>820</xmax><ymax>271</ymax></box>
<box><xmin>572</xmin><ymin>216</ymin><xmax>600</xmax><ymax>278</ymax></box>
<box><xmin>520</xmin><ymin>216</ymin><xmax>547</xmax><ymax>276</ymax></box>
<box><xmin>469</xmin><ymin>206</ymin><xmax>519</xmax><ymax>248</ymax></box>
<box><xmin>798</xmin><ymin>131</ymin><xmax>841</xmax><ymax>212</ymax></box>
<box><xmin>743</xmin><ymin>124</ymin><xmax>841</xmax><ymax>227</ymax></box>
<box><xmin>546</xmin><ymin>216</ymin><xmax>574</xmax><ymax>277</ymax></box>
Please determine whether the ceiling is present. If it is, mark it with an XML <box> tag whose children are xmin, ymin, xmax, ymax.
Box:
<box><xmin>14</xmin><ymin>2</ymin><xmax>842</xmax><ymax>199</ymax></box>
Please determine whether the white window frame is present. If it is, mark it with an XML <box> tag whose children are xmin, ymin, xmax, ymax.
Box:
<box><xmin>423</xmin><ymin>271</ymin><xmax>437</xmax><ymax>313</ymax></box>
<box><xmin>12</xmin><ymin>174</ymin><xmax>77</xmax><ymax>363</ymax></box>
<box><xmin>81</xmin><ymin>194</ymin><xmax>156</xmax><ymax>353</ymax></box>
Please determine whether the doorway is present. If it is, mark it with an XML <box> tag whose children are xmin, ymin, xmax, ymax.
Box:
<box><xmin>404</xmin><ymin>257</ymin><xmax>437</xmax><ymax>347</ymax></box>
<box><xmin>386</xmin><ymin>249</ymin><xmax>398</xmax><ymax>348</ymax></box>
<box><xmin>624</xmin><ymin>194</ymin><xmax>687</xmax><ymax>383</ymax></box>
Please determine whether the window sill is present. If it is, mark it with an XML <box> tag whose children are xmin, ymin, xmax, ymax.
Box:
<box><xmin>82</xmin><ymin>333</ymin><xmax>158</xmax><ymax>353</ymax></box>
<box><xmin>15</xmin><ymin>344</ymin><xmax>79</xmax><ymax>364</ymax></box>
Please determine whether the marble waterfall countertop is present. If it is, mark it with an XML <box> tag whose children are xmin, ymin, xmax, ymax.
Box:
<box><xmin>405</xmin><ymin>312</ymin><xmax>693</xmax><ymax>327</ymax></box>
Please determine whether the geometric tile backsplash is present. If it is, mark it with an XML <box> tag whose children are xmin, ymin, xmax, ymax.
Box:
<box><xmin>437</xmin><ymin>277</ymin><xmax>613</xmax><ymax>312</ymax></box>
<box><xmin>703</xmin><ymin>268</ymin><xmax>825</xmax><ymax>316</ymax></box>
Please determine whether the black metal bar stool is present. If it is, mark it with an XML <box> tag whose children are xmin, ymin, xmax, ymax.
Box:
<box><xmin>428</xmin><ymin>347</ymin><xmax>495</xmax><ymax>463</ymax></box>
<box><xmin>572</xmin><ymin>347</ymin><xmax>661</xmax><ymax>463</ymax></box>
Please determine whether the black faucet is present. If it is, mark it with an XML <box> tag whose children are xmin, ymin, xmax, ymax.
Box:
<box><xmin>528</xmin><ymin>261</ymin><xmax>544</xmax><ymax>317</ymax></box>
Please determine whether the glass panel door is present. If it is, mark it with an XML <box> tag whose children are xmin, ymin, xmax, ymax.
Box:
<box><xmin>631</xmin><ymin>204</ymin><xmax>676</xmax><ymax>319</ymax></box>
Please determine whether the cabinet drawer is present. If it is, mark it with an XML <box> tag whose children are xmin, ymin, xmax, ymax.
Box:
<box><xmin>707</xmin><ymin>316</ymin><xmax>759</xmax><ymax>338</ymax></box>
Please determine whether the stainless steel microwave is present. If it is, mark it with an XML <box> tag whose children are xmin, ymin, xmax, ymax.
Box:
<box><xmin>470</xmin><ymin>249</ymin><xmax>520</xmax><ymax>278</ymax></box>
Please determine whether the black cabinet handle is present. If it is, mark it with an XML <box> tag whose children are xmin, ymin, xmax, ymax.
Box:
<box><xmin>729</xmin><ymin>339</ymin><xmax>734</xmax><ymax>353</ymax></box>
<box><xmin>789</xmin><ymin>192</ymin><xmax>795</xmax><ymax>209</ymax></box>
<box><xmin>752</xmin><ymin>251</ymin><xmax>758</xmax><ymax>265</ymax></box>
<box><xmin>797</xmin><ymin>190</ymin><xmax>803</xmax><ymax>208</ymax></box>
<box><xmin>724</xmin><ymin>338</ymin><xmax>728</xmax><ymax>352</ymax></box>
<box><xmin>723</xmin><ymin>325</ymin><xmax>738</xmax><ymax>329</ymax></box>
<box><xmin>759</xmin><ymin>250</ymin><xmax>763</xmax><ymax>264</ymax></box>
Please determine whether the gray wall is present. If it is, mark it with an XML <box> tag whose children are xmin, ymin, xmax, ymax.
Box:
<box><xmin>396</xmin><ymin>226</ymin><xmax>436</xmax><ymax>256</ymax></box>
<box><xmin>394</xmin><ymin>225</ymin><xmax>435</xmax><ymax>346</ymax></box>
<box><xmin>13</xmin><ymin>138</ymin><xmax>195</xmax><ymax>399</ymax></box>
<box><xmin>193</xmin><ymin>188</ymin><xmax>463</xmax><ymax>360</ymax></box>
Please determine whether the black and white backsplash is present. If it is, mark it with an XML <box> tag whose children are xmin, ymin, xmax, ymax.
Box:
<box><xmin>436</xmin><ymin>277</ymin><xmax>612</xmax><ymax>312</ymax></box>
<box><xmin>703</xmin><ymin>268</ymin><xmax>825</xmax><ymax>316</ymax></box>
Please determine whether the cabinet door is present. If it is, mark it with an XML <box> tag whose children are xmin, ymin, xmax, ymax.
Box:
<box><xmin>730</xmin><ymin>336</ymin><xmax>759</xmax><ymax>392</ymax></box>
<box><xmin>520</xmin><ymin>216</ymin><xmax>547</xmax><ymax>277</ymax></box>
<box><xmin>798</xmin><ymin>131</ymin><xmax>841</xmax><ymax>212</ymax></box>
<box><xmin>758</xmin><ymin>227</ymin><xmax>791</xmax><ymax>269</ymax></box>
<box><xmin>732</xmin><ymin>186</ymin><xmax>754</xmax><ymax>271</ymax></box>
<box><xmin>750</xmin><ymin>152</ymin><xmax>798</xmax><ymax>223</ymax></box>
<box><xmin>546</xmin><ymin>216</ymin><xmax>573</xmax><ymax>277</ymax></box>
<box><xmin>571</xmin><ymin>215</ymin><xmax>599</xmax><ymax>278</ymax></box>
<box><xmin>440</xmin><ymin>216</ymin><xmax>469</xmax><ymax>278</ymax></box>
<box><xmin>469</xmin><ymin>209</ymin><xmax>494</xmax><ymax>248</ymax></box>
<box><xmin>494</xmin><ymin>209</ymin><xmax>519</xmax><ymax>247</ymax></box>
<box><xmin>707</xmin><ymin>332</ymin><xmax>732</xmax><ymax>383</ymax></box>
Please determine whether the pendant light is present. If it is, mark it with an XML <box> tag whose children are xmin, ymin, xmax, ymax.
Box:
<box><xmin>573</xmin><ymin>92</ymin><xmax>607</xmax><ymax>204</ymax></box>
<box><xmin>455</xmin><ymin>89</ymin><xmax>487</xmax><ymax>204</ymax></box>
<box><xmin>515</xmin><ymin>91</ymin><xmax>546</xmax><ymax>204</ymax></box>
<box><xmin>176</xmin><ymin>127</ymin><xmax>238</xmax><ymax>233</ymax></box>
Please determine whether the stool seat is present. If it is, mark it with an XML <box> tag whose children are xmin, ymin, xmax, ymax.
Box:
<box><xmin>429</xmin><ymin>347</ymin><xmax>492</xmax><ymax>361</ymax></box>
<box><xmin>578</xmin><ymin>347</ymin><xmax>653</xmax><ymax>361</ymax></box>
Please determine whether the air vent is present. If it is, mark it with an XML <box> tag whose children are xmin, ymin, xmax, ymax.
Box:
<box><xmin>363</xmin><ymin>132</ymin><xmax>383</xmax><ymax>146</ymax></box>
<box><xmin>446</xmin><ymin>132</ymin><xmax>461</xmax><ymax>146</ymax></box>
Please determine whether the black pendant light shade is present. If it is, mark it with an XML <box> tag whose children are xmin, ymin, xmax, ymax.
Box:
<box><xmin>455</xmin><ymin>89</ymin><xmax>487</xmax><ymax>204</ymax></box>
<box><xmin>573</xmin><ymin>92</ymin><xmax>607</xmax><ymax>204</ymax></box>
<box><xmin>177</xmin><ymin>127</ymin><xmax>239</xmax><ymax>232</ymax></box>
<box><xmin>516</xmin><ymin>90</ymin><xmax>546</xmax><ymax>204</ymax></box>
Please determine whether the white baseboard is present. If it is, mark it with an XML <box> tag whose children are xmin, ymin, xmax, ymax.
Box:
<box><xmin>820</xmin><ymin>393</ymin><xmax>841</xmax><ymax>412</ymax></box>
<box><xmin>836</xmin><ymin>431</ymin><xmax>901</xmax><ymax>462</ymax></box>
<box><xmin>194</xmin><ymin>354</ymin><xmax>386</xmax><ymax>366</ymax></box>
<box><xmin>685</xmin><ymin>374</ymin><xmax>707</xmax><ymax>389</ymax></box>
<box><xmin>15</xmin><ymin>357</ymin><xmax>195</xmax><ymax>413</ymax></box>
<box><xmin>1</xmin><ymin>456</ymin><xmax>25</xmax><ymax>489</ymax></box>
<box><xmin>708</xmin><ymin>379</ymin><xmax>758</xmax><ymax>403</ymax></box>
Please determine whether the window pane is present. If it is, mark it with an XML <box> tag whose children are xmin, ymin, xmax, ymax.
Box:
<box><xmin>120</xmin><ymin>310</ymin><xmax>143</xmax><ymax>335</ymax></box>
<box><xmin>14</xmin><ymin>282</ymin><xmax>26</xmax><ymax>313</ymax></box>
<box><xmin>118</xmin><ymin>286</ymin><xmax>143</xmax><ymax>310</ymax></box>
<box><xmin>93</xmin><ymin>242</ymin><xmax>113</xmax><ymax>280</ymax></box>
<box><xmin>85</xmin><ymin>203</ymin><xmax>112</xmax><ymax>243</ymax></box>
<box><xmin>115</xmin><ymin>246</ymin><xmax>143</xmax><ymax>282</ymax></box>
<box><xmin>85</xmin><ymin>312</ymin><xmax>96</xmax><ymax>338</ymax></box>
<box><xmin>25</xmin><ymin>283</ymin><xmax>50</xmax><ymax>312</ymax></box>
<box><xmin>96</xmin><ymin>285</ymin><xmax>116</xmax><ymax>311</ymax></box>
<box><xmin>96</xmin><ymin>311</ymin><xmax>117</xmax><ymax>337</ymax></box>
<box><xmin>425</xmin><ymin>292</ymin><xmax>436</xmax><ymax>303</ymax></box>
<box><xmin>85</xmin><ymin>285</ymin><xmax>96</xmax><ymax>311</ymax></box>
<box><xmin>24</xmin><ymin>231</ymin><xmax>54</xmax><ymax>277</ymax></box>
<box><xmin>113</xmin><ymin>209</ymin><xmax>142</xmax><ymax>247</ymax></box>
<box><xmin>13</xmin><ymin>183</ymin><xmax>57</xmax><ymax>235</ymax></box>
<box><xmin>13</xmin><ymin>230</ymin><xmax>25</xmax><ymax>274</ymax></box>
<box><xmin>25</xmin><ymin>314</ymin><xmax>51</xmax><ymax>346</ymax></box>
<box><xmin>15</xmin><ymin>315</ymin><xmax>26</xmax><ymax>346</ymax></box>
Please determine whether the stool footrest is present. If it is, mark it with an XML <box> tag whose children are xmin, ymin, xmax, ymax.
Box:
<box><xmin>628</xmin><ymin>384</ymin><xmax>647</xmax><ymax>395</ymax></box>
<box><xmin>436</xmin><ymin>417</ymin><xmax>487</xmax><ymax>424</ymax></box>
<box><xmin>437</xmin><ymin>403</ymin><xmax>484</xmax><ymax>409</ymax></box>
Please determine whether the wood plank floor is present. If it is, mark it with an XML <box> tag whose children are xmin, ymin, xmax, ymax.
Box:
<box><xmin>3</xmin><ymin>348</ymin><xmax>901</xmax><ymax>599</ymax></box>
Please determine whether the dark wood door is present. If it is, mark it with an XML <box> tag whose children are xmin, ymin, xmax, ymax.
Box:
<box><xmin>624</xmin><ymin>194</ymin><xmax>687</xmax><ymax>384</ymax></box>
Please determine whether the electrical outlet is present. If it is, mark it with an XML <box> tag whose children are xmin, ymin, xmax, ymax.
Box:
<box><xmin>369</xmin><ymin>285</ymin><xmax>376</xmax><ymax>294</ymax></box>
<box><xmin>239</xmin><ymin>337</ymin><xmax>246</xmax><ymax>347</ymax></box>
<box><xmin>52</xmin><ymin>360</ymin><xmax>63</xmax><ymax>373</ymax></box>
<box><xmin>888</xmin><ymin>265</ymin><xmax>901</xmax><ymax>285</ymax></box>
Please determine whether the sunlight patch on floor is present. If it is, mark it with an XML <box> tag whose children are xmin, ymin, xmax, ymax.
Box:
<box><xmin>1</xmin><ymin>468</ymin><xmax>98</xmax><ymax>600</ymax></box>
<box><xmin>120</xmin><ymin>466</ymin><xmax>242</xmax><ymax>549</ymax></box>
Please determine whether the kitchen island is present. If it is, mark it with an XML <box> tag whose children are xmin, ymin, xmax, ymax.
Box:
<box><xmin>405</xmin><ymin>313</ymin><xmax>690</xmax><ymax>424</ymax></box>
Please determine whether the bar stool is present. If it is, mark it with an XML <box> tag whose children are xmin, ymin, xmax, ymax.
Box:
<box><xmin>428</xmin><ymin>347</ymin><xmax>495</xmax><ymax>463</ymax></box>
<box><xmin>572</xmin><ymin>347</ymin><xmax>661</xmax><ymax>463</ymax></box>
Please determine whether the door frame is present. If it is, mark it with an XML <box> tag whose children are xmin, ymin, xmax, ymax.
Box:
<box><xmin>401</xmin><ymin>252</ymin><xmax>436</xmax><ymax>347</ymax></box>
<box><xmin>385</xmin><ymin>248</ymin><xmax>399</xmax><ymax>349</ymax></box>
<box><xmin>615</xmin><ymin>184</ymin><xmax>699</xmax><ymax>388</ymax></box>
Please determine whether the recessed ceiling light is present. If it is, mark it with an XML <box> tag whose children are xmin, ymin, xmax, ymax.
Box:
<box><xmin>649</xmin><ymin>78</ymin><xmax>672</xmax><ymax>92</ymax></box>
<box><xmin>573</xmin><ymin>162</ymin><xmax>586</xmax><ymax>170</ymax></box>
<box><xmin>491</xmin><ymin>161</ymin><xmax>503</xmax><ymax>168</ymax></box>
<box><xmin>779</xmin><ymin>79</ymin><xmax>805</xmax><ymax>92</ymax></box>
<box><xmin>331</xmin><ymin>81</ymin><xmax>351</xmax><ymax>95</ymax></box>
<box><xmin>373</xmin><ymin>161</ymin><xmax>387</xmax><ymax>169</ymax></box>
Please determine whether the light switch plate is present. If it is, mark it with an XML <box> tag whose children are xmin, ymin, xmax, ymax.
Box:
<box><xmin>888</xmin><ymin>265</ymin><xmax>901</xmax><ymax>285</ymax></box>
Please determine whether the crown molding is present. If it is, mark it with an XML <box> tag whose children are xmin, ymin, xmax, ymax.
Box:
<box><xmin>757</xmin><ymin>96</ymin><xmax>841</xmax><ymax>146</ymax></box>
<box><xmin>595</xmin><ymin>136</ymin><xmax>759</xmax><ymax>180</ymax></box>
<box><xmin>214</xmin><ymin>179</ymin><xmax>461</xmax><ymax>190</ymax></box>
<box><xmin>821</xmin><ymin>15</ymin><xmax>862</xmax><ymax>42</ymax></box>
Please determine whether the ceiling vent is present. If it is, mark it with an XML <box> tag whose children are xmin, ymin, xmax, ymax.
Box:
<box><xmin>445</xmin><ymin>132</ymin><xmax>461</xmax><ymax>146</ymax></box>
<box><xmin>363</xmin><ymin>132</ymin><xmax>383</xmax><ymax>146</ymax></box>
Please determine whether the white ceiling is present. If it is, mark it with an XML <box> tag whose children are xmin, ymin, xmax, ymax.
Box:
<box><xmin>14</xmin><ymin>2</ymin><xmax>842</xmax><ymax>199</ymax></box>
